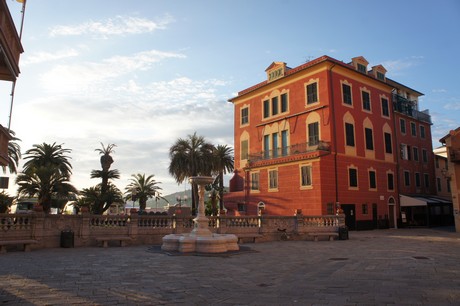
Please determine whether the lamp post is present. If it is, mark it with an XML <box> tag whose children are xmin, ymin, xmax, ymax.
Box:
<box><xmin>176</xmin><ymin>195</ymin><xmax>188</xmax><ymax>207</ymax></box>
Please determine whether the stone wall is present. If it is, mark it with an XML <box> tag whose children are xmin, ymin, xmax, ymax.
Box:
<box><xmin>0</xmin><ymin>213</ymin><xmax>345</xmax><ymax>250</ymax></box>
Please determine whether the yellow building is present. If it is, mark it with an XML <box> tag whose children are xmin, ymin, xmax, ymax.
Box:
<box><xmin>440</xmin><ymin>128</ymin><xmax>460</xmax><ymax>232</ymax></box>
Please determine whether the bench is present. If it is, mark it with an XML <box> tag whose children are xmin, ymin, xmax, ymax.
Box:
<box><xmin>95</xmin><ymin>236</ymin><xmax>132</xmax><ymax>248</ymax></box>
<box><xmin>0</xmin><ymin>239</ymin><xmax>38</xmax><ymax>253</ymax></box>
<box><xmin>237</xmin><ymin>233</ymin><xmax>263</xmax><ymax>243</ymax></box>
<box><xmin>308</xmin><ymin>232</ymin><xmax>338</xmax><ymax>242</ymax></box>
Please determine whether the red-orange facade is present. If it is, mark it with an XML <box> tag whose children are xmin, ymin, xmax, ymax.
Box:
<box><xmin>225</xmin><ymin>55</ymin><xmax>434</xmax><ymax>230</ymax></box>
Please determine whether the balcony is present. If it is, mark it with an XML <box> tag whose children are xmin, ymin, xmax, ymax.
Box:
<box><xmin>247</xmin><ymin>140</ymin><xmax>331</xmax><ymax>166</ymax></box>
<box><xmin>0</xmin><ymin>0</ymin><xmax>23</xmax><ymax>81</ymax></box>
<box><xmin>393</xmin><ymin>94</ymin><xmax>431</xmax><ymax>124</ymax></box>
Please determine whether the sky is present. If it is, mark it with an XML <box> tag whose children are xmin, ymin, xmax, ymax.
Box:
<box><xmin>1</xmin><ymin>0</ymin><xmax>460</xmax><ymax>198</ymax></box>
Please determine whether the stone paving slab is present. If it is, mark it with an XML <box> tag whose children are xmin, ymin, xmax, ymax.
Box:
<box><xmin>0</xmin><ymin>227</ymin><xmax>459</xmax><ymax>305</ymax></box>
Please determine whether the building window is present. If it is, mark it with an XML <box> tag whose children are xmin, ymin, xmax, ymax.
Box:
<box><xmin>401</xmin><ymin>144</ymin><xmax>411</xmax><ymax>160</ymax></box>
<box><xmin>410</xmin><ymin>122</ymin><xmax>417</xmax><ymax>136</ymax></box>
<box><xmin>447</xmin><ymin>178</ymin><xmax>451</xmax><ymax>192</ymax></box>
<box><xmin>241</xmin><ymin>107</ymin><xmax>249</xmax><ymax>125</ymax></box>
<box><xmin>251</xmin><ymin>172</ymin><xmax>259</xmax><ymax>191</ymax></box>
<box><xmin>342</xmin><ymin>83</ymin><xmax>352</xmax><ymax>105</ymax></box>
<box><xmin>413</xmin><ymin>147</ymin><xmax>419</xmax><ymax>161</ymax></box>
<box><xmin>237</xmin><ymin>203</ymin><xmax>246</xmax><ymax>212</ymax></box>
<box><xmin>263</xmin><ymin>135</ymin><xmax>270</xmax><ymax>159</ymax></box>
<box><xmin>281</xmin><ymin>93</ymin><xmax>288</xmax><ymax>113</ymax></box>
<box><xmin>437</xmin><ymin>177</ymin><xmax>442</xmax><ymax>192</ymax></box>
<box><xmin>357</xmin><ymin>63</ymin><xmax>367</xmax><ymax>73</ymax></box>
<box><xmin>400</xmin><ymin>118</ymin><xmax>406</xmax><ymax>134</ymax></box>
<box><xmin>377</xmin><ymin>71</ymin><xmax>385</xmax><ymax>81</ymax></box>
<box><xmin>369</xmin><ymin>170</ymin><xmax>377</xmax><ymax>189</ymax></box>
<box><xmin>435</xmin><ymin>156</ymin><xmax>439</xmax><ymax>168</ymax></box>
<box><xmin>326</xmin><ymin>203</ymin><xmax>334</xmax><ymax>215</ymax></box>
<box><xmin>362</xmin><ymin>91</ymin><xmax>371</xmax><ymax>111</ymax></box>
<box><xmin>424</xmin><ymin>173</ymin><xmax>429</xmax><ymax>188</ymax></box>
<box><xmin>345</xmin><ymin>123</ymin><xmax>355</xmax><ymax>147</ymax></box>
<box><xmin>384</xmin><ymin>132</ymin><xmax>392</xmax><ymax>154</ymax></box>
<box><xmin>301</xmin><ymin>165</ymin><xmax>312</xmax><ymax>187</ymax></box>
<box><xmin>272</xmin><ymin>97</ymin><xmax>279</xmax><ymax>116</ymax></box>
<box><xmin>281</xmin><ymin>130</ymin><xmax>288</xmax><ymax>156</ymax></box>
<box><xmin>308</xmin><ymin>122</ymin><xmax>319</xmax><ymax>145</ymax></box>
<box><xmin>272</xmin><ymin>133</ymin><xmax>278</xmax><ymax>158</ymax></box>
<box><xmin>241</xmin><ymin>140</ymin><xmax>248</xmax><ymax>160</ymax></box>
<box><xmin>404</xmin><ymin>171</ymin><xmax>410</xmax><ymax>187</ymax></box>
<box><xmin>415</xmin><ymin>172</ymin><xmax>421</xmax><ymax>188</ymax></box>
<box><xmin>362</xmin><ymin>204</ymin><xmax>368</xmax><ymax>214</ymax></box>
<box><xmin>422</xmin><ymin>149</ymin><xmax>428</xmax><ymax>163</ymax></box>
<box><xmin>269</xmin><ymin>169</ymin><xmax>278</xmax><ymax>189</ymax></box>
<box><xmin>306</xmin><ymin>82</ymin><xmax>318</xmax><ymax>104</ymax></box>
<box><xmin>349</xmin><ymin>168</ymin><xmax>358</xmax><ymax>188</ymax></box>
<box><xmin>365</xmin><ymin>128</ymin><xmax>374</xmax><ymax>150</ymax></box>
<box><xmin>263</xmin><ymin>100</ymin><xmax>270</xmax><ymax>118</ymax></box>
<box><xmin>381</xmin><ymin>98</ymin><xmax>389</xmax><ymax>117</ymax></box>
<box><xmin>420</xmin><ymin>125</ymin><xmax>426</xmax><ymax>139</ymax></box>
<box><xmin>387</xmin><ymin>173</ymin><xmax>394</xmax><ymax>191</ymax></box>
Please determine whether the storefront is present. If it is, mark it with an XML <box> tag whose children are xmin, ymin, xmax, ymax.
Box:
<box><xmin>400</xmin><ymin>195</ymin><xmax>454</xmax><ymax>227</ymax></box>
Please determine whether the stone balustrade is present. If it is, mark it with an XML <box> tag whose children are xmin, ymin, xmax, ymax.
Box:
<box><xmin>0</xmin><ymin>213</ymin><xmax>345</xmax><ymax>250</ymax></box>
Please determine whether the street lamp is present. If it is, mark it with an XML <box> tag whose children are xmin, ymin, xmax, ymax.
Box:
<box><xmin>176</xmin><ymin>195</ymin><xmax>188</xmax><ymax>207</ymax></box>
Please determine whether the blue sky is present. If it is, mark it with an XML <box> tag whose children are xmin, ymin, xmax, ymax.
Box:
<box><xmin>2</xmin><ymin>0</ymin><xmax>460</xmax><ymax>197</ymax></box>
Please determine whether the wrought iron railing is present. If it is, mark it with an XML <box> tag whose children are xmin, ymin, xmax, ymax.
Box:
<box><xmin>393</xmin><ymin>94</ymin><xmax>431</xmax><ymax>124</ymax></box>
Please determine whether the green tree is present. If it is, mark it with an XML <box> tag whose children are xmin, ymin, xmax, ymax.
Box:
<box><xmin>169</xmin><ymin>132</ymin><xmax>214</xmax><ymax>214</ymax></box>
<box><xmin>23</xmin><ymin>142</ymin><xmax>72</xmax><ymax>177</ymax></box>
<box><xmin>16</xmin><ymin>143</ymin><xmax>77</xmax><ymax>213</ymax></box>
<box><xmin>79</xmin><ymin>183</ymin><xmax>123</xmax><ymax>214</ymax></box>
<box><xmin>212</xmin><ymin>144</ymin><xmax>234</xmax><ymax>211</ymax></box>
<box><xmin>124</xmin><ymin>173</ymin><xmax>163</xmax><ymax>212</ymax></box>
<box><xmin>16</xmin><ymin>166</ymin><xmax>77</xmax><ymax>214</ymax></box>
<box><xmin>91</xmin><ymin>143</ymin><xmax>120</xmax><ymax>214</ymax></box>
<box><xmin>2</xmin><ymin>130</ymin><xmax>21</xmax><ymax>175</ymax></box>
<box><xmin>0</xmin><ymin>191</ymin><xmax>14</xmax><ymax>213</ymax></box>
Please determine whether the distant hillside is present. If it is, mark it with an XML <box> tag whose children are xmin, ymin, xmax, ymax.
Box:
<box><xmin>146</xmin><ymin>187</ymin><xmax>228</xmax><ymax>210</ymax></box>
<box><xmin>146</xmin><ymin>189</ymin><xmax>192</xmax><ymax>210</ymax></box>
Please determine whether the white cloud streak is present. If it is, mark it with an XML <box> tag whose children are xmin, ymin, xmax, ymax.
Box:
<box><xmin>49</xmin><ymin>15</ymin><xmax>174</xmax><ymax>38</ymax></box>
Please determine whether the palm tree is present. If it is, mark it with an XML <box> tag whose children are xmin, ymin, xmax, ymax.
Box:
<box><xmin>80</xmin><ymin>183</ymin><xmax>123</xmax><ymax>214</ymax></box>
<box><xmin>124</xmin><ymin>173</ymin><xmax>163</xmax><ymax>211</ymax></box>
<box><xmin>16</xmin><ymin>166</ymin><xmax>77</xmax><ymax>213</ymax></box>
<box><xmin>16</xmin><ymin>142</ymin><xmax>76</xmax><ymax>214</ymax></box>
<box><xmin>0</xmin><ymin>191</ymin><xmax>14</xmax><ymax>213</ymax></box>
<box><xmin>23</xmin><ymin>142</ymin><xmax>72</xmax><ymax>177</ymax></box>
<box><xmin>212</xmin><ymin>144</ymin><xmax>234</xmax><ymax>211</ymax></box>
<box><xmin>91</xmin><ymin>143</ymin><xmax>119</xmax><ymax>214</ymax></box>
<box><xmin>2</xmin><ymin>130</ymin><xmax>21</xmax><ymax>175</ymax></box>
<box><xmin>169</xmin><ymin>132</ymin><xmax>215</xmax><ymax>214</ymax></box>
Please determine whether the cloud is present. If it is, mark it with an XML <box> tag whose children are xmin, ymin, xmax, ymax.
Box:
<box><xmin>432</xmin><ymin>89</ymin><xmax>447</xmax><ymax>93</ymax></box>
<box><xmin>380</xmin><ymin>56</ymin><xmax>424</xmax><ymax>75</ymax></box>
<box><xmin>39</xmin><ymin>49</ymin><xmax>186</xmax><ymax>94</ymax></box>
<box><xmin>49</xmin><ymin>15</ymin><xmax>174</xmax><ymax>38</ymax></box>
<box><xmin>20</xmin><ymin>48</ymin><xmax>80</xmax><ymax>66</ymax></box>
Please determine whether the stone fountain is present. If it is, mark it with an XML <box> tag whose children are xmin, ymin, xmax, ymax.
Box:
<box><xmin>161</xmin><ymin>176</ymin><xmax>239</xmax><ymax>253</ymax></box>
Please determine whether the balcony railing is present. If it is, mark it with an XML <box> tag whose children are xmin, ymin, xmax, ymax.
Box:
<box><xmin>248</xmin><ymin>140</ymin><xmax>330</xmax><ymax>163</ymax></box>
<box><xmin>393</xmin><ymin>94</ymin><xmax>431</xmax><ymax>124</ymax></box>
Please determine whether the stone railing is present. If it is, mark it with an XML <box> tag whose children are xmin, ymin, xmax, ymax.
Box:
<box><xmin>0</xmin><ymin>213</ymin><xmax>345</xmax><ymax>250</ymax></box>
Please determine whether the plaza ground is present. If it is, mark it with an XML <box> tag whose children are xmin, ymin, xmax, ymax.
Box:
<box><xmin>0</xmin><ymin>227</ymin><xmax>459</xmax><ymax>305</ymax></box>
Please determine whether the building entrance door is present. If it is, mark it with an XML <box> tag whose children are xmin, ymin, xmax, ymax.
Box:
<box><xmin>388</xmin><ymin>204</ymin><xmax>396</xmax><ymax>228</ymax></box>
<box><xmin>372</xmin><ymin>203</ymin><xmax>378</xmax><ymax>229</ymax></box>
<box><xmin>341</xmin><ymin>204</ymin><xmax>356</xmax><ymax>230</ymax></box>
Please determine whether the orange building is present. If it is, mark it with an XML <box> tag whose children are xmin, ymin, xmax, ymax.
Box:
<box><xmin>225</xmin><ymin>55</ymin><xmax>436</xmax><ymax>230</ymax></box>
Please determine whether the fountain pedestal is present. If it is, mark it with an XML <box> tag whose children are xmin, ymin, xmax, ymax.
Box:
<box><xmin>161</xmin><ymin>176</ymin><xmax>239</xmax><ymax>253</ymax></box>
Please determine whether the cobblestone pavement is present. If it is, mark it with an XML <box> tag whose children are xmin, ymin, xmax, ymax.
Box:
<box><xmin>0</xmin><ymin>227</ymin><xmax>459</xmax><ymax>305</ymax></box>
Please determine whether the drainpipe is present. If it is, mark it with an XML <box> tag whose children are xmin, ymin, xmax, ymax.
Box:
<box><xmin>328</xmin><ymin>64</ymin><xmax>339</xmax><ymax>208</ymax></box>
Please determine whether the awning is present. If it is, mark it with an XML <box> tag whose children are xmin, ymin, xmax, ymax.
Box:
<box><xmin>400</xmin><ymin>194</ymin><xmax>452</xmax><ymax>207</ymax></box>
